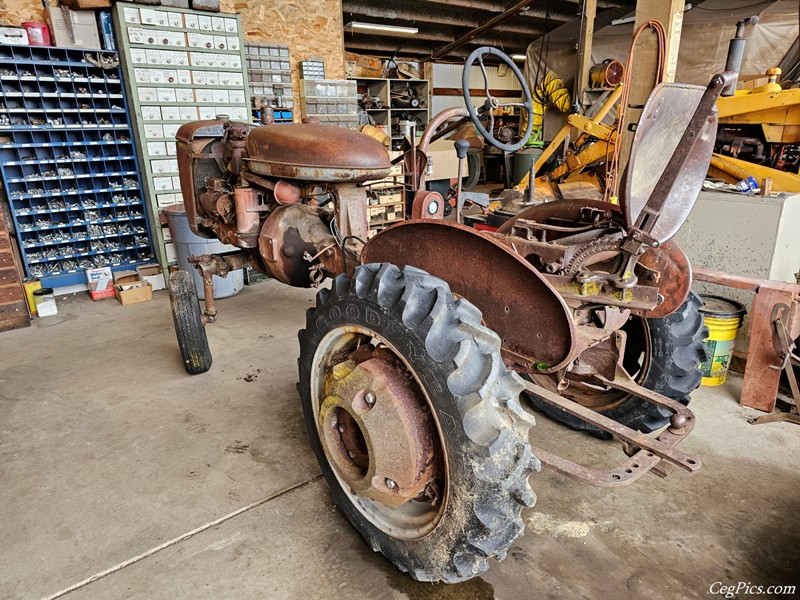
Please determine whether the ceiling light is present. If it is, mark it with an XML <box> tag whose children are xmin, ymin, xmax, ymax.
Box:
<box><xmin>511</xmin><ymin>54</ymin><xmax>527</xmax><ymax>61</ymax></box>
<box><xmin>344</xmin><ymin>22</ymin><xmax>418</xmax><ymax>35</ymax></box>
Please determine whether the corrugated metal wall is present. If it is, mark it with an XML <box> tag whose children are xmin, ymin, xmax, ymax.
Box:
<box><xmin>432</xmin><ymin>62</ymin><xmax>524</xmax><ymax>114</ymax></box>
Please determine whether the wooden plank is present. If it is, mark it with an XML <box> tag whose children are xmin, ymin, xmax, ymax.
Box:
<box><xmin>0</xmin><ymin>285</ymin><xmax>26</xmax><ymax>305</ymax></box>
<box><xmin>0</xmin><ymin>267</ymin><xmax>21</xmax><ymax>286</ymax></box>
<box><xmin>617</xmin><ymin>0</ymin><xmax>685</xmax><ymax>176</ymax></box>
<box><xmin>576</xmin><ymin>0</ymin><xmax>597</xmax><ymax>101</ymax></box>
<box><xmin>433</xmin><ymin>87</ymin><xmax>521</xmax><ymax>98</ymax></box>
<box><xmin>0</xmin><ymin>314</ymin><xmax>29</xmax><ymax>333</ymax></box>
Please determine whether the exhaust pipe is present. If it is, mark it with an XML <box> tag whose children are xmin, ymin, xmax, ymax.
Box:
<box><xmin>722</xmin><ymin>16</ymin><xmax>759</xmax><ymax>96</ymax></box>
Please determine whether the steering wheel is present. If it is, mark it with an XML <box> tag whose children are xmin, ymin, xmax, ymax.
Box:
<box><xmin>463</xmin><ymin>47</ymin><xmax>534</xmax><ymax>153</ymax></box>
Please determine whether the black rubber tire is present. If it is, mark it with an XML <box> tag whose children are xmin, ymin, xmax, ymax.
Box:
<box><xmin>298</xmin><ymin>263</ymin><xmax>539</xmax><ymax>583</ymax></box>
<box><xmin>169</xmin><ymin>270</ymin><xmax>212</xmax><ymax>375</ymax></box>
<box><xmin>462</xmin><ymin>148</ymin><xmax>482</xmax><ymax>191</ymax></box>
<box><xmin>527</xmin><ymin>292</ymin><xmax>708</xmax><ymax>434</ymax></box>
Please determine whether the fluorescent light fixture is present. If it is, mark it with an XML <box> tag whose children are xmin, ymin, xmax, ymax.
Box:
<box><xmin>511</xmin><ymin>54</ymin><xmax>527</xmax><ymax>61</ymax></box>
<box><xmin>344</xmin><ymin>22</ymin><xmax>418</xmax><ymax>35</ymax></box>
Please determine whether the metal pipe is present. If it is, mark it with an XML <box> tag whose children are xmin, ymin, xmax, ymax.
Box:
<box><xmin>722</xmin><ymin>16</ymin><xmax>759</xmax><ymax>96</ymax></box>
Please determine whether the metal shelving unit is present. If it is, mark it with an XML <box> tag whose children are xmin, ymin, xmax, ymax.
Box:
<box><xmin>245</xmin><ymin>42</ymin><xmax>294</xmax><ymax>124</ymax></box>
<box><xmin>113</xmin><ymin>2</ymin><xmax>249</xmax><ymax>268</ymax></box>
<box><xmin>0</xmin><ymin>44</ymin><xmax>154</xmax><ymax>288</ymax></box>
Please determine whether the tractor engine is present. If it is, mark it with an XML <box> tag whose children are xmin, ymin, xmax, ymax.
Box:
<box><xmin>176</xmin><ymin>119</ymin><xmax>393</xmax><ymax>287</ymax></box>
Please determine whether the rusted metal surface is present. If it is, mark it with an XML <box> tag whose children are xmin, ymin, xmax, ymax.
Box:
<box><xmin>544</xmin><ymin>273</ymin><xmax>660</xmax><ymax>312</ymax></box>
<box><xmin>694</xmin><ymin>267</ymin><xmax>800</xmax><ymax>413</ymax></box>
<box><xmin>496</xmin><ymin>199</ymin><xmax>622</xmax><ymax>235</ymax></box>
<box><xmin>410</xmin><ymin>190</ymin><xmax>445</xmax><ymax>220</ymax></box>
<box><xmin>623</xmin><ymin>74</ymin><xmax>733</xmax><ymax>244</ymax></box>
<box><xmin>258</xmin><ymin>204</ymin><xmax>340</xmax><ymax>287</ymax></box>
<box><xmin>638</xmin><ymin>241</ymin><xmax>691</xmax><ymax>318</ymax></box>
<box><xmin>233</xmin><ymin>187</ymin><xmax>262</xmax><ymax>248</ymax></box>
<box><xmin>244</xmin><ymin>123</ymin><xmax>392</xmax><ymax>183</ymax></box>
<box><xmin>187</xmin><ymin>252</ymin><xmax>255</xmax><ymax>324</ymax></box>
<box><xmin>336</xmin><ymin>185</ymin><xmax>370</xmax><ymax>248</ymax></box>
<box><xmin>363</xmin><ymin>220</ymin><xmax>576</xmax><ymax>372</ymax></box>
<box><xmin>320</xmin><ymin>357</ymin><xmax>438</xmax><ymax>507</ymax></box>
<box><xmin>524</xmin><ymin>374</ymin><xmax>701</xmax><ymax>481</ymax></box>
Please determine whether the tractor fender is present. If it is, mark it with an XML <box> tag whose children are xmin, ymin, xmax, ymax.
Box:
<box><xmin>362</xmin><ymin>220</ymin><xmax>576</xmax><ymax>373</ymax></box>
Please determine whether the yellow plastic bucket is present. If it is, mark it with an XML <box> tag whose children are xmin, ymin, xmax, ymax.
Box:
<box><xmin>23</xmin><ymin>280</ymin><xmax>42</xmax><ymax>316</ymax></box>
<box><xmin>699</xmin><ymin>295</ymin><xmax>746</xmax><ymax>386</ymax></box>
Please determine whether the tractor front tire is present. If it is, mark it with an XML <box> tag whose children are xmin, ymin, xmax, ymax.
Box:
<box><xmin>298</xmin><ymin>263</ymin><xmax>539</xmax><ymax>583</ymax></box>
<box><xmin>169</xmin><ymin>270</ymin><xmax>212</xmax><ymax>375</ymax></box>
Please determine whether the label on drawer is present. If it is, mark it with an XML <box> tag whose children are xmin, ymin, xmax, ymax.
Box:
<box><xmin>225</xmin><ymin>18</ymin><xmax>238</xmax><ymax>33</ymax></box>
<box><xmin>161</xmin><ymin>106</ymin><xmax>181</xmax><ymax>121</ymax></box>
<box><xmin>184</xmin><ymin>14</ymin><xmax>199</xmax><ymax>30</ymax></box>
<box><xmin>147</xmin><ymin>141</ymin><xmax>167</xmax><ymax>156</ymax></box>
<box><xmin>168</xmin><ymin>12</ymin><xmax>183</xmax><ymax>28</ymax></box>
<box><xmin>175</xmin><ymin>88</ymin><xmax>194</xmax><ymax>103</ymax></box>
<box><xmin>162</xmin><ymin>124</ymin><xmax>180</xmax><ymax>138</ymax></box>
<box><xmin>151</xmin><ymin>159</ymin><xmax>172</xmax><ymax>174</ymax></box>
<box><xmin>213</xmin><ymin>36</ymin><xmax>228</xmax><ymax>51</ymax></box>
<box><xmin>134</xmin><ymin>68</ymin><xmax>150</xmax><ymax>83</ymax></box>
<box><xmin>198</xmin><ymin>15</ymin><xmax>212</xmax><ymax>31</ymax></box>
<box><xmin>128</xmin><ymin>27</ymin><xmax>144</xmax><ymax>44</ymax></box>
<box><xmin>229</xmin><ymin>90</ymin><xmax>245</xmax><ymax>104</ymax></box>
<box><xmin>144</xmin><ymin>124</ymin><xmax>164</xmax><ymax>138</ymax></box>
<box><xmin>212</xmin><ymin>16</ymin><xmax>225</xmax><ymax>32</ymax></box>
<box><xmin>212</xmin><ymin>89</ymin><xmax>229</xmax><ymax>103</ymax></box>
<box><xmin>228</xmin><ymin>37</ymin><xmax>240</xmax><ymax>51</ymax></box>
<box><xmin>145</xmin><ymin>49</ymin><xmax>161</xmax><ymax>64</ymax></box>
<box><xmin>141</xmin><ymin>106</ymin><xmax>162</xmax><ymax>121</ymax></box>
<box><xmin>205</xmin><ymin>72</ymin><xmax>219</xmax><ymax>86</ymax></box>
<box><xmin>177</xmin><ymin>70</ymin><xmax>191</xmax><ymax>84</ymax></box>
<box><xmin>180</xmin><ymin>106</ymin><xmax>198</xmax><ymax>121</ymax></box>
<box><xmin>139</xmin><ymin>8</ymin><xmax>157</xmax><ymax>25</ymax></box>
<box><xmin>157</xmin><ymin>88</ymin><xmax>177</xmax><ymax>103</ymax></box>
<box><xmin>153</xmin><ymin>176</ymin><xmax>172</xmax><ymax>191</ymax></box>
<box><xmin>191</xmin><ymin>71</ymin><xmax>206</xmax><ymax>85</ymax></box>
<box><xmin>130</xmin><ymin>49</ymin><xmax>146</xmax><ymax>64</ymax></box>
<box><xmin>198</xmin><ymin>107</ymin><xmax>216</xmax><ymax>120</ymax></box>
<box><xmin>123</xmin><ymin>7</ymin><xmax>141</xmax><ymax>24</ymax></box>
<box><xmin>195</xmin><ymin>89</ymin><xmax>212</xmax><ymax>103</ymax></box>
<box><xmin>137</xmin><ymin>87</ymin><xmax>157</xmax><ymax>102</ymax></box>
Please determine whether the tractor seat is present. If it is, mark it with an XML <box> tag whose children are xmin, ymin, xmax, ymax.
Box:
<box><xmin>244</xmin><ymin>123</ymin><xmax>393</xmax><ymax>183</ymax></box>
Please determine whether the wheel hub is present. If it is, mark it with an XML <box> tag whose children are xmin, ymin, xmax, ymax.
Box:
<box><xmin>319</xmin><ymin>357</ymin><xmax>438</xmax><ymax>508</ymax></box>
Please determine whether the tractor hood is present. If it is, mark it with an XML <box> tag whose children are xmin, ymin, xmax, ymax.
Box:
<box><xmin>244</xmin><ymin>123</ymin><xmax>393</xmax><ymax>183</ymax></box>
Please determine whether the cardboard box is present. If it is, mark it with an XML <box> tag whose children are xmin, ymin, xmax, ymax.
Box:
<box><xmin>426</xmin><ymin>139</ymin><xmax>460</xmax><ymax>182</ymax></box>
<box><xmin>136</xmin><ymin>264</ymin><xmax>166</xmax><ymax>291</ymax></box>
<box><xmin>45</xmin><ymin>7</ymin><xmax>101</xmax><ymax>49</ymax></box>
<box><xmin>60</xmin><ymin>0</ymin><xmax>111</xmax><ymax>9</ymax></box>
<box><xmin>113</xmin><ymin>270</ymin><xmax>139</xmax><ymax>285</ymax></box>
<box><xmin>85</xmin><ymin>267</ymin><xmax>114</xmax><ymax>301</ymax></box>
<box><xmin>345</xmin><ymin>51</ymin><xmax>383</xmax><ymax>79</ymax></box>
<box><xmin>115</xmin><ymin>280</ymin><xmax>153</xmax><ymax>306</ymax></box>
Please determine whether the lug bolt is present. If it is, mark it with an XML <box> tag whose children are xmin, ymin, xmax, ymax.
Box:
<box><xmin>385</xmin><ymin>478</ymin><xmax>396</xmax><ymax>489</ymax></box>
<box><xmin>348</xmin><ymin>451</ymin><xmax>355</xmax><ymax>458</ymax></box>
<box><xmin>338</xmin><ymin>425</ymin><xmax>344</xmax><ymax>433</ymax></box>
<box><xmin>365</xmin><ymin>392</ymin><xmax>376</xmax><ymax>406</ymax></box>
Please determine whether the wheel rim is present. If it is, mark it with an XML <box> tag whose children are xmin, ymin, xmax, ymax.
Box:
<box><xmin>533</xmin><ymin>317</ymin><xmax>651</xmax><ymax>412</ymax></box>
<box><xmin>311</xmin><ymin>325</ymin><xmax>448</xmax><ymax>540</ymax></box>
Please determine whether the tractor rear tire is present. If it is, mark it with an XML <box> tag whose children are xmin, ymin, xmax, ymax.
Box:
<box><xmin>169</xmin><ymin>270</ymin><xmax>212</xmax><ymax>375</ymax></box>
<box><xmin>298</xmin><ymin>263</ymin><xmax>539</xmax><ymax>583</ymax></box>
<box><xmin>527</xmin><ymin>292</ymin><xmax>707</xmax><ymax>434</ymax></box>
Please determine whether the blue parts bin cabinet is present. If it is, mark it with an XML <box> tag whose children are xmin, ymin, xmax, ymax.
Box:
<box><xmin>0</xmin><ymin>44</ymin><xmax>155</xmax><ymax>289</ymax></box>
<box><xmin>112</xmin><ymin>2</ymin><xmax>250</xmax><ymax>269</ymax></box>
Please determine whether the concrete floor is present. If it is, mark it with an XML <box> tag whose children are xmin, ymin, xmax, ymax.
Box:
<box><xmin>1</xmin><ymin>281</ymin><xmax>798</xmax><ymax>600</ymax></box>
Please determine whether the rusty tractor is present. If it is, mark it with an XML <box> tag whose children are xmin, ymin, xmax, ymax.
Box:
<box><xmin>171</xmin><ymin>47</ymin><xmax>731</xmax><ymax>582</ymax></box>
